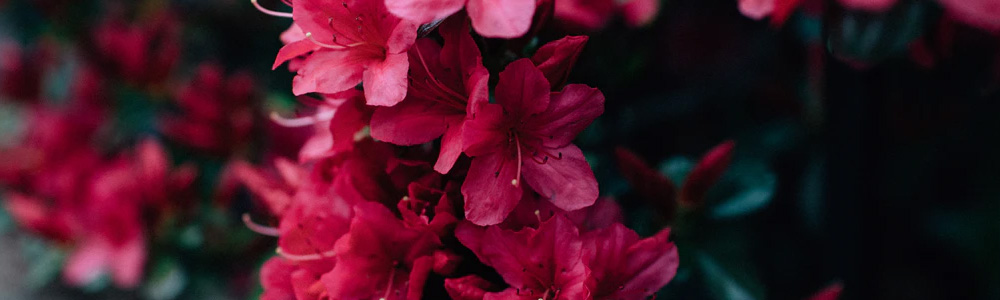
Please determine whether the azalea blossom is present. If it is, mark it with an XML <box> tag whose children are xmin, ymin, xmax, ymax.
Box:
<box><xmin>273</xmin><ymin>0</ymin><xmax>418</xmax><ymax>106</ymax></box>
<box><xmin>582</xmin><ymin>225</ymin><xmax>679</xmax><ymax>299</ymax></box>
<box><xmin>370</xmin><ymin>16</ymin><xmax>489</xmax><ymax>174</ymax></box>
<box><xmin>384</xmin><ymin>0</ymin><xmax>537</xmax><ymax>38</ymax></box>
<box><xmin>456</xmin><ymin>214</ymin><xmax>590</xmax><ymax>299</ymax></box>
<box><xmin>461</xmin><ymin>59</ymin><xmax>603</xmax><ymax>225</ymax></box>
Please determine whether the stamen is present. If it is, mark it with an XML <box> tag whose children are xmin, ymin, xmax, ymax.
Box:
<box><xmin>242</xmin><ymin>214</ymin><xmax>280</xmax><ymax>236</ymax></box>
<box><xmin>269</xmin><ymin>110</ymin><xmax>335</xmax><ymax>127</ymax></box>
<box><xmin>305</xmin><ymin>32</ymin><xmax>351</xmax><ymax>50</ymax></box>
<box><xmin>513</xmin><ymin>133</ymin><xmax>523</xmax><ymax>187</ymax></box>
<box><xmin>276</xmin><ymin>247</ymin><xmax>336</xmax><ymax>261</ymax></box>
<box><xmin>251</xmin><ymin>0</ymin><xmax>293</xmax><ymax>18</ymax></box>
<box><xmin>380</xmin><ymin>262</ymin><xmax>398</xmax><ymax>300</ymax></box>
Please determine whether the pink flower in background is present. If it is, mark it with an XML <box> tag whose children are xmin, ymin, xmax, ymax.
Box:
<box><xmin>384</xmin><ymin>0</ymin><xmax>537</xmax><ymax>38</ymax></box>
<box><xmin>91</xmin><ymin>12</ymin><xmax>180</xmax><ymax>85</ymax></box>
<box><xmin>370</xmin><ymin>16</ymin><xmax>489</xmax><ymax>174</ymax></box>
<box><xmin>461</xmin><ymin>59</ymin><xmax>603</xmax><ymax>225</ymax></box>
<box><xmin>276</xmin><ymin>0</ymin><xmax>418</xmax><ymax>106</ymax></box>
<box><xmin>163</xmin><ymin>64</ymin><xmax>259</xmax><ymax>156</ymax></box>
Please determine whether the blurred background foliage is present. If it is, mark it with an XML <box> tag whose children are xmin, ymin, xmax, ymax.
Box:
<box><xmin>0</xmin><ymin>0</ymin><xmax>998</xmax><ymax>299</ymax></box>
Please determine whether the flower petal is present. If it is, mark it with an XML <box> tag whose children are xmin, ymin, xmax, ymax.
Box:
<box><xmin>465</xmin><ymin>0</ymin><xmax>536</xmax><ymax>38</ymax></box>
<box><xmin>530</xmin><ymin>36</ymin><xmax>588</xmax><ymax>89</ymax></box>
<box><xmin>461</xmin><ymin>151</ymin><xmax>523</xmax><ymax>225</ymax></box>
<box><xmin>385</xmin><ymin>0</ymin><xmax>466</xmax><ymax>24</ymax></box>
<box><xmin>528</xmin><ymin>84</ymin><xmax>604</xmax><ymax>149</ymax></box>
<box><xmin>522</xmin><ymin>144</ymin><xmax>598</xmax><ymax>211</ymax></box>
<box><xmin>292</xmin><ymin>50</ymin><xmax>365</xmax><ymax>96</ymax></box>
<box><xmin>362</xmin><ymin>53</ymin><xmax>409</xmax><ymax>106</ymax></box>
<box><xmin>495</xmin><ymin>59</ymin><xmax>551</xmax><ymax>117</ymax></box>
<box><xmin>370</xmin><ymin>97</ymin><xmax>454</xmax><ymax>145</ymax></box>
<box><xmin>434</xmin><ymin>121</ymin><xmax>464</xmax><ymax>174</ymax></box>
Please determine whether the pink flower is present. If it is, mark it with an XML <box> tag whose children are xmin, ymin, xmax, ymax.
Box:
<box><xmin>91</xmin><ymin>12</ymin><xmax>180</xmax><ymax>85</ymax></box>
<box><xmin>276</xmin><ymin>0</ymin><xmax>418</xmax><ymax>106</ymax></box>
<box><xmin>455</xmin><ymin>214</ymin><xmax>590</xmax><ymax>299</ymax></box>
<box><xmin>370</xmin><ymin>16</ymin><xmax>489</xmax><ymax>174</ymax></box>
<box><xmin>320</xmin><ymin>202</ymin><xmax>441</xmax><ymax>299</ymax></box>
<box><xmin>938</xmin><ymin>0</ymin><xmax>1000</xmax><ymax>32</ymax></box>
<box><xmin>582</xmin><ymin>225</ymin><xmax>679</xmax><ymax>299</ymax></box>
<box><xmin>162</xmin><ymin>64</ymin><xmax>259</xmax><ymax>156</ymax></box>
<box><xmin>461</xmin><ymin>59</ymin><xmax>603</xmax><ymax>225</ymax></box>
<box><xmin>384</xmin><ymin>0</ymin><xmax>537</xmax><ymax>38</ymax></box>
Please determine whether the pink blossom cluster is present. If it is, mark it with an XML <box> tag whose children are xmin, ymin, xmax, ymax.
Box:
<box><xmin>243</xmin><ymin>0</ymin><xmax>679</xmax><ymax>299</ymax></box>
<box><xmin>739</xmin><ymin>0</ymin><xmax>1000</xmax><ymax>32</ymax></box>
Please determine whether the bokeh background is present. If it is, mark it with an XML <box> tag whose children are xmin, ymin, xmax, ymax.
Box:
<box><xmin>0</xmin><ymin>0</ymin><xmax>998</xmax><ymax>299</ymax></box>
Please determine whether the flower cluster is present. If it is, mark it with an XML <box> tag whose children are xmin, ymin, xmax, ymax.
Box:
<box><xmin>245</xmin><ymin>0</ymin><xmax>679</xmax><ymax>298</ymax></box>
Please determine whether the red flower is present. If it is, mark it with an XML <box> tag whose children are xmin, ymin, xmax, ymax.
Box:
<box><xmin>455</xmin><ymin>214</ymin><xmax>590</xmax><ymax>299</ymax></box>
<box><xmin>371</xmin><ymin>16</ymin><xmax>489</xmax><ymax>174</ymax></box>
<box><xmin>277</xmin><ymin>0</ymin><xmax>418</xmax><ymax>106</ymax></box>
<box><xmin>384</xmin><ymin>0</ymin><xmax>537</xmax><ymax>38</ymax></box>
<box><xmin>461</xmin><ymin>59</ymin><xmax>603</xmax><ymax>225</ymax></box>
<box><xmin>320</xmin><ymin>202</ymin><xmax>441</xmax><ymax>299</ymax></box>
<box><xmin>91</xmin><ymin>12</ymin><xmax>180</xmax><ymax>85</ymax></box>
<box><xmin>582</xmin><ymin>225</ymin><xmax>679</xmax><ymax>299</ymax></box>
<box><xmin>162</xmin><ymin>64</ymin><xmax>259</xmax><ymax>156</ymax></box>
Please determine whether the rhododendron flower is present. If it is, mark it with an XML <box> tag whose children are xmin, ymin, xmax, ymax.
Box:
<box><xmin>461</xmin><ymin>59</ymin><xmax>603</xmax><ymax>225</ymax></box>
<box><xmin>91</xmin><ymin>12</ymin><xmax>180</xmax><ymax>85</ymax></box>
<box><xmin>162</xmin><ymin>64</ymin><xmax>258</xmax><ymax>156</ymax></box>
<box><xmin>270</xmin><ymin>90</ymin><xmax>369</xmax><ymax>162</ymax></box>
<box><xmin>455</xmin><ymin>214</ymin><xmax>590</xmax><ymax>299</ymax></box>
<box><xmin>615</xmin><ymin>140</ymin><xmax>735</xmax><ymax>217</ymax></box>
<box><xmin>371</xmin><ymin>16</ymin><xmax>488</xmax><ymax>174</ymax></box>
<box><xmin>384</xmin><ymin>0</ymin><xmax>536</xmax><ymax>38</ymax></box>
<box><xmin>582</xmin><ymin>225</ymin><xmax>679</xmax><ymax>299</ymax></box>
<box><xmin>321</xmin><ymin>202</ymin><xmax>441</xmax><ymax>299</ymax></box>
<box><xmin>938</xmin><ymin>0</ymin><xmax>1000</xmax><ymax>32</ymax></box>
<box><xmin>276</xmin><ymin>0</ymin><xmax>418</xmax><ymax>106</ymax></box>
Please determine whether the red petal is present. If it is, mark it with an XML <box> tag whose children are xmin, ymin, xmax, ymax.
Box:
<box><xmin>385</xmin><ymin>0</ymin><xmax>466</xmax><ymax>24</ymax></box>
<box><xmin>522</xmin><ymin>144</ymin><xmax>598</xmax><ymax>212</ymax></box>
<box><xmin>461</xmin><ymin>151</ymin><xmax>524</xmax><ymax>225</ymax></box>
<box><xmin>613</xmin><ymin>146</ymin><xmax>677</xmax><ymax>217</ymax></box>
<box><xmin>530</xmin><ymin>35</ymin><xmax>588</xmax><ymax>89</ymax></box>
<box><xmin>528</xmin><ymin>84</ymin><xmax>604</xmax><ymax>149</ymax></box>
<box><xmin>362</xmin><ymin>53</ymin><xmax>410</xmax><ymax>106</ymax></box>
<box><xmin>620</xmin><ymin>0</ymin><xmax>660</xmax><ymax>27</ymax></box>
<box><xmin>680</xmin><ymin>140</ymin><xmax>735</xmax><ymax>206</ymax></box>
<box><xmin>291</xmin><ymin>50</ymin><xmax>366</xmax><ymax>96</ymax></box>
<box><xmin>495</xmin><ymin>59</ymin><xmax>551</xmax><ymax>117</ymax></box>
<box><xmin>466</xmin><ymin>0</ymin><xmax>537</xmax><ymax>38</ymax></box>
<box><xmin>444</xmin><ymin>275</ymin><xmax>497</xmax><ymax>300</ymax></box>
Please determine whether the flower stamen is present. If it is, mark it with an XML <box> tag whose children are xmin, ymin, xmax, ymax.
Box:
<box><xmin>242</xmin><ymin>214</ymin><xmax>281</xmax><ymax>236</ymax></box>
<box><xmin>250</xmin><ymin>0</ymin><xmax>293</xmax><ymax>18</ymax></box>
<box><xmin>276</xmin><ymin>247</ymin><xmax>336</xmax><ymax>261</ymax></box>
